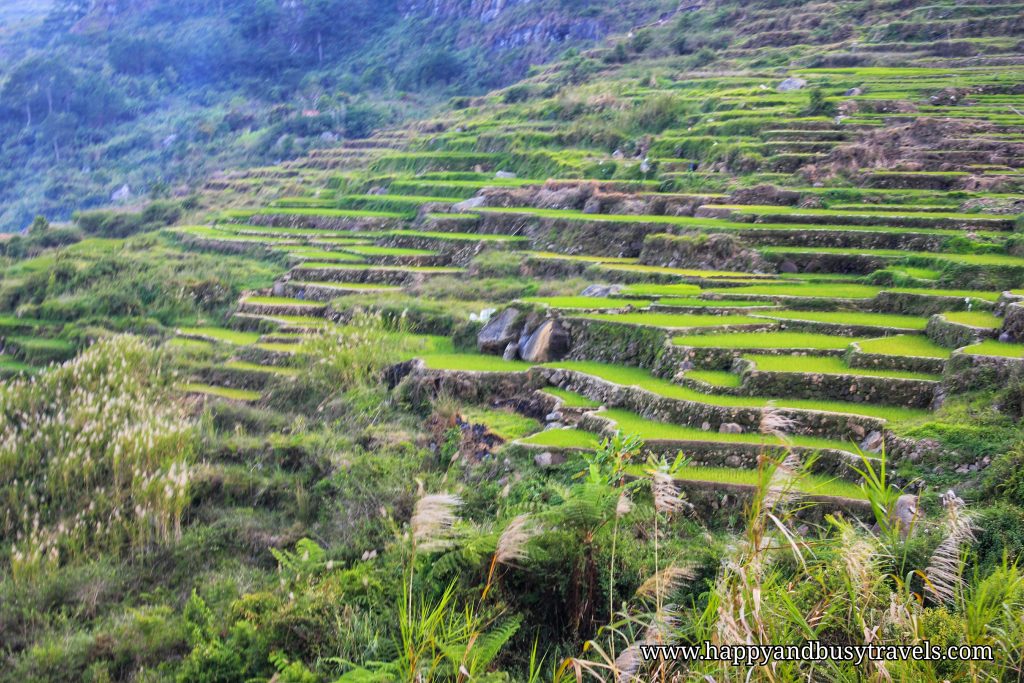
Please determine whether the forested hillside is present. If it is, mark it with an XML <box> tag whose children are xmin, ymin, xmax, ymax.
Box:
<box><xmin>0</xmin><ymin>0</ymin><xmax>676</xmax><ymax>231</ymax></box>
<box><xmin>3</xmin><ymin>0</ymin><xmax>1024</xmax><ymax>681</ymax></box>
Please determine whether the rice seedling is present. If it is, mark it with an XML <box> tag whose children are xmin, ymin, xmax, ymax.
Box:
<box><xmin>753</xmin><ymin>310</ymin><xmax>929</xmax><ymax>330</ymax></box>
<box><xmin>673</xmin><ymin>331</ymin><xmax>861</xmax><ymax>350</ymax></box>
<box><xmin>578</xmin><ymin>312</ymin><xmax>766</xmax><ymax>328</ymax></box>
<box><xmin>941</xmin><ymin>310</ymin><xmax>1002</xmax><ymax>329</ymax></box>
<box><xmin>179</xmin><ymin>383</ymin><xmax>262</xmax><ymax>401</ymax></box>
<box><xmin>744</xmin><ymin>354</ymin><xmax>940</xmax><ymax>380</ymax></box>
<box><xmin>856</xmin><ymin>334</ymin><xmax>952</xmax><ymax>358</ymax></box>
<box><xmin>176</xmin><ymin>326</ymin><xmax>260</xmax><ymax>345</ymax></box>
<box><xmin>960</xmin><ymin>339</ymin><xmax>1024</xmax><ymax>357</ymax></box>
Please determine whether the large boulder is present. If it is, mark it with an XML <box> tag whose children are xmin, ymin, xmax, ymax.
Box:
<box><xmin>478</xmin><ymin>307</ymin><xmax>524</xmax><ymax>354</ymax></box>
<box><xmin>778</xmin><ymin>77</ymin><xmax>807</xmax><ymax>92</ymax></box>
<box><xmin>519</xmin><ymin>318</ymin><xmax>571</xmax><ymax>363</ymax></box>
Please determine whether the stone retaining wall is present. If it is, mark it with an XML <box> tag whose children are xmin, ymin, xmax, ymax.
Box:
<box><xmin>873</xmin><ymin>291</ymin><xmax>994</xmax><ymax>315</ymax></box>
<box><xmin>236</xmin><ymin>301</ymin><xmax>327</xmax><ymax>317</ymax></box>
<box><xmin>944</xmin><ymin>351</ymin><xmax>1024</xmax><ymax>392</ymax></box>
<box><xmin>1001</xmin><ymin>302</ymin><xmax>1024</xmax><ymax>342</ymax></box>
<box><xmin>539</xmin><ymin>367</ymin><xmax>884</xmax><ymax>440</ymax></box>
<box><xmin>288</xmin><ymin>266</ymin><xmax>415</xmax><ymax>286</ymax></box>
<box><xmin>739</xmin><ymin>363</ymin><xmax>938</xmax><ymax>409</ymax></box>
<box><xmin>847</xmin><ymin>344</ymin><xmax>947</xmax><ymax>375</ymax></box>
<box><xmin>672</xmin><ymin>345</ymin><xmax>846</xmax><ymax>371</ymax></box>
<box><xmin>925</xmin><ymin>314</ymin><xmax>997</xmax><ymax>348</ymax></box>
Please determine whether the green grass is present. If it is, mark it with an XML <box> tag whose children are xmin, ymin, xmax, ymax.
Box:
<box><xmin>618</xmin><ymin>283</ymin><xmax>702</xmax><ymax>297</ymax></box>
<box><xmin>578</xmin><ymin>312</ymin><xmax>767</xmax><ymax>328</ymax></box>
<box><xmin>673</xmin><ymin>331</ymin><xmax>860</xmax><ymax>350</ymax></box>
<box><xmin>541</xmin><ymin>387</ymin><xmax>601</xmax><ymax>408</ymax></box>
<box><xmin>960</xmin><ymin>340</ymin><xmax>1024</xmax><ymax>358</ymax></box>
<box><xmin>856</xmin><ymin>335</ymin><xmax>951</xmax><ymax>358</ymax></box>
<box><xmin>461</xmin><ymin>406</ymin><xmax>540</xmax><ymax>440</ymax></box>
<box><xmin>547</xmin><ymin>361</ymin><xmax>925</xmax><ymax>421</ymax></box>
<box><xmin>419</xmin><ymin>353</ymin><xmax>534</xmax><ymax>372</ymax></box>
<box><xmin>706</xmin><ymin>283</ymin><xmax>882</xmax><ymax>299</ymax></box>
<box><xmin>709</xmin><ymin>203</ymin><xmax>1011</xmax><ymax>223</ymax></box>
<box><xmin>941</xmin><ymin>311</ymin><xmax>1002</xmax><ymax>329</ymax></box>
<box><xmin>655</xmin><ymin>298</ymin><xmax>773</xmax><ymax>308</ymax></box>
<box><xmin>598</xmin><ymin>263</ymin><xmax>755</xmax><ymax>279</ymax></box>
<box><xmin>294</xmin><ymin>281</ymin><xmax>402</xmax><ymax>292</ymax></box>
<box><xmin>602</xmin><ymin>409</ymin><xmax>850</xmax><ymax>451</ymax></box>
<box><xmin>177</xmin><ymin>327</ymin><xmax>260</xmax><ymax>345</ymax></box>
<box><xmin>684</xmin><ymin>370</ymin><xmax>743</xmax><ymax>387</ymax></box>
<box><xmin>179</xmin><ymin>383</ymin><xmax>261</xmax><ymax>401</ymax></box>
<box><xmin>623</xmin><ymin>462</ymin><xmax>866</xmax><ymax>500</ymax></box>
<box><xmin>520</xmin><ymin>296</ymin><xmax>651</xmax><ymax>309</ymax></box>
<box><xmin>743</xmin><ymin>354</ymin><xmax>940</xmax><ymax>381</ymax></box>
<box><xmin>518</xmin><ymin>428</ymin><xmax>601</xmax><ymax>449</ymax></box>
<box><xmin>754</xmin><ymin>310</ymin><xmax>928</xmax><ymax>330</ymax></box>
<box><xmin>166</xmin><ymin>338</ymin><xmax>214</xmax><ymax>351</ymax></box>
<box><xmin>282</xmin><ymin>248</ymin><xmax>366</xmax><ymax>262</ymax></box>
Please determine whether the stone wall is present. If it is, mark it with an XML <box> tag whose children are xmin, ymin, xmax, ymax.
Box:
<box><xmin>639</xmin><ymin>232</ymin><xmax>770</xmax><ymax>273</ymax></box>
<box><xmin>925</xmin><ymin>314</ymin><xmax>997</xmax><ymax>348</ymax></box>
<box><xmin>539</xmin><ymin>367</ymin><xmax>884</xmax><ymax>440</ymax></box>
<box><xmin>1001</xmin><ymin>301</ymin><xmax>1024</xmax><ymax>342</ymax></box>
<box><xmin>562</xmin><ymin>318</ymin><xmax>670</xmax><ymax>367</ymax></box>
<box><xmin>288</xmin><ymin>266</ymin><xmax>413</xmax><ymax>286</ymax></box>
<box><xmin>872</xmin><ymin>291</ymin><xmax>995</xmax><ymax>315</ymax></box>
<box><xmin>672</xmin><ymin>345</ymin><xmax>846</xmax><ymax>371</ymax></box>
<box><xmin>236</xmin><ymin>300</ymin><xmax>326</xmax><ymax>317</ymax></box>
<box><xmin>739</xmin><ymin>362</ymin><xmax>939</xmax><ymax>409</ymax></box>
<box><xmin>847</xmin><ymin>343</ymin><xmax>947</xmax><ymax>375</ymax></box>
<box><xmin>944</xmin><ymin>351</ymin><xmax>1024</xmax><ymax>393</ymax></box>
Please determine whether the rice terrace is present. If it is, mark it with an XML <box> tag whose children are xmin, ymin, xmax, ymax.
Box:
<box><xmin>3</xmin><ymin>0</ymin><xmax>1024</xmax><ymax>680</ymax></box>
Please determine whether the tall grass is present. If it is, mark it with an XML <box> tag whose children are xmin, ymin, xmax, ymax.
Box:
<box><xmin>1</xmin><ymin>336</ymin><xmax>196</xmax><ymax>581</ymax></box>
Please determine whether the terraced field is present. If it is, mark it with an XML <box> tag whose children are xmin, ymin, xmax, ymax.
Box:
<box><xmin>163</xmin><ymin>46</ymin><xmax>1024</xmax><ymax>511</ymax></box>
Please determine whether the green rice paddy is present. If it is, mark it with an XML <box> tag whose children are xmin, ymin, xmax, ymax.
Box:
<box><xmin>744</xmin><ymin>354</ymin><xmax>940</xmax><ymax>381</ymax></box>
<box><xmin>518</xmin><ymin>428</ymin><xmax>602</xmax><ymax>450</ymax></box>
<box><xmin>177</xmin><ymin>327</ymin><xmax>260</xmax><ymax>345</ymax></box>
<box><xmin>579</xmin><ymin>312</ymin><xmax>766</xmax><ymax>328</ymax></box>
<box><xmin>673</xmin><ymin>331</ymin><xmax>860</xmax><ymax>350</ymax></box>
<box><xmin>941</xmin><ymin>311</ymin><xmax>1002</xmax><ymax>329</ymax></box>
<box><xmin>180</xmin><ymin>383</ymin><xmax>261</xmax><ymax>401</ymax></box>
<box><xmin>754</xmin><ymin>310</ymin><xmax>928</xmax><ymax>330</ymax></box>
<box><xmin>856</xmin><ymin>335</ymin><xmax>951</xmax><ymax>358</ymax></box>
<box><xmin>960</xmin><ymin>340</ymin><xmax>1024</xmax><ymax>358</ymax></box>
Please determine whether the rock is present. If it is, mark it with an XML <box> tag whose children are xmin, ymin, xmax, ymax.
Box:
<box><xmin>272</xmin><ymin>280</ymin><xmax>287</xmax><ymax>296</ymax></box>
<box><xmin>534</xmin><ymin>451</ymin><xmax>566</xmax><ymax>468</ymax></box>
<box><xmin>502</xmin><ymin>342</ymin><xmax>519</xmax><ymax>361</ymax></box>
<box><xmin>545</xmin><ymin>411</ymin><xmax>563</xmax><ymax>423</ymax></box>
<box><xmin>892</xmin><ymin>494</ymin><xmax>919</xmax><ymax>538</ymax></box>
<box><xmin>545</xmin><ymin>422</ymin><xmax>564</xmax><ymax>430</ymax></box>
<box><xmin>582</xmin><ymin>196</ymin><xmax>601</xmax><ymax>214</ymax></box>
<box><xmin>478</xmin><ymin>308</ymin><xmax>524</xmax><ymax>354</ymax></box>
<box><xmin>779</xmin><ymin>259</ymin><xmax>799</xmax><ymax>274</ymax></box>
<box><xmin>111</xmin><ymin>184</ymin><xmax>132</xmax><ymax>203</ymax></box>
<box><xmin>701</xmin><ymin>421</ymin><xmax>711</xmax><ymax>431</ymax></box>
<box><xmin>724</xmin><ymin>455</ymin><xmax>742</xmax><ymax>467</ymax></box>
<box><xmin>495</xmin><ymin>170</ymin><xmax>517</xmax><ymax>179</ymax></box>
<box><xmin>777</xmin><ymin>77</ymin><xmax>807</xmax><ymax>92</ymax></box>
<box><xmin>580</xmin><ymin>284</ymin><xmax>623</xmax><ymax>298</ymax></box>
<box><xmin>860</xmin><ymin>430</ymin><xmax>884</xmax><ymax>453</ymax></box>
<box><xmin>845</xmin><ymin>87</ymin><xmax>863</xmax><ymax>96</ymax></box>
<box><xmin>383</xmin><ymin>358</ymin><xmax>425</xmax><ymax>389</ymax></box>
<box><xmin>519</xmin><ymin>318</ymin><xmax>571</xmax><ymax>363</ymax></box>
<box><xmin>999</xmin><ymin>331</ymin><xmax>1016</xmax><ymax>343</ymax></box>
<box><xmin>719</xmin><ymin>422</ymin><xmax>743</xmax><ymax>434</ymax></box>
<box><xmin>849</xmin><ymin>422</ymin><xmax>866</xmax><ymax>439</ymax></box>
<box><xmin>453</xmin><ymin>196</ymin><xmax>486</xmax><ymax>211</ymax></box>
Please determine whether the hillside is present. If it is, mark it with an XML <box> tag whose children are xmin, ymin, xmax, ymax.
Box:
<box><xmin>0</xmin><ymin>0</ymin><xmax>676</xmax><ymax>231</ymax></box>
<box><xmin>3</xmin><ymin>0</ymin><xmax>1024</xmax><ymax>680</ymax></box>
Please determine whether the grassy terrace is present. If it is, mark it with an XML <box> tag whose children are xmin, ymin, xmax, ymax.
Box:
<box><xmin>941</xmin><ymin>311</ymin><xmax>1003</xmax><ymax>329</ymax></box>
<box><xmin>518</xmin><ymin>428</ymin><xmax>602</xmax><ymax>450</ymax></box>
<box><xmin>961</xmin><ymin>340</ymin><xmax>1024</xmax><ymax>358</ymax></box>
<box><xmin>623</xmin><ymin>463</ymin><xmax>867</xmax><ymax>500</ymax></box>
<box><xmin>520</xmin><ymin>296</ymin><xmax>651</xmax><ymax>309</ymax></box>
<box><xmin>744</xmin><ymin>354</ymin><xmax>939</xmax><ymax>381</ymax></box>
<box><xmin>752</xmin><ymin>310</ymin><xmax>929</xmax><ymax>330</ymax></box>
<box><xmin>619</xmin><ymin>283</ymin><xmax>702</xmax><ymax>297</ymax></box>
<box><xmin>707</xmin><ymin>204</ymin><xmax>1014</xmax><ymax>226</ymax></box>
<box><xmin>598</xmin><ymin>264</ymin><xmax>767</xmax><ymax>279</ymax></box>
<box><xmin>541</xmin><ymin>387</ymin><xmax>602</xmax><ymax>408</ymax></box>
<box><xmin>577</xmin><ymin>312</ymin><xmax>767</xmax><ymax>328</ymax></box>
<box><xmin>469</xmin><ymin>206</ymin><xmax>1000</xmax><ymax>237</ymax></box>
<box><xmin>601</xmin><ymin>409</ymin><xmax>851</xmax><ymax>452</ymax></box>
<box><xmin>654</xmin><ymin>297</ymin><xmax>774</xmax><ymax>308</ymax></box>
<box><xmin>856</xmin><ymin>335</ymin><xmax>952</xmax><ymax>358</ymax></box>
<box><xmin>547</xmin><ymin>360</ymin><xmax>925</xmax><ymax>421</ymax></box>
<box><xmin>281</xmin><ymin>248</ymin><xmax>366</xmax><ymax>262</ymax></box>
<box><xmin>341</xmin><ymin>246</ymin><xmax>437</xmax><ymax>257</ymax></box>
<box><xmin>673</xmin><ymin>331</ymin><xmax>861</xmax><ymax>350</ymax></box>
<box><xmin>179</xmin><ymin>383</ymin><xmax>261</xmax><ymax>401</ymax></box>
<box><xmin>225</xmin><ymin>208</ymin><xmax>404</xmax><ymax>219</ymax></box>
<box><xmin>177</xmin><ymin>327</ymin><xmax>260</xmax><ymax>345</ymax></box>
<box><xmin>761</xmin><ymin>246</ymin><xmax>1024</xmax><ymax>270</ymax></box>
